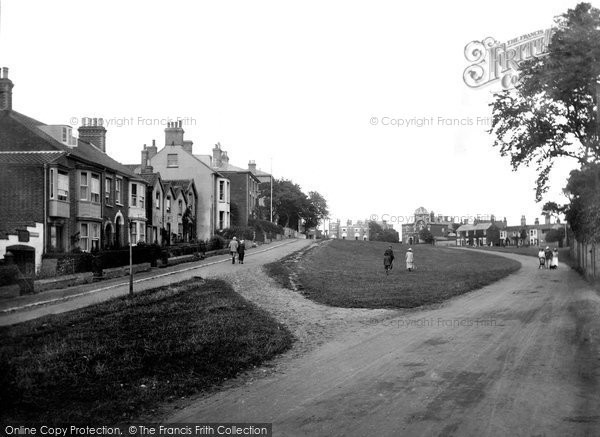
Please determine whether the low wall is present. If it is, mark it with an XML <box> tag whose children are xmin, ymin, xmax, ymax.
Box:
<box><xmin>36</xmin><ymin>272</ymin><xmax>94</xmax><ymax>292</ymax></box>
<box><xmin>102</xmin><ymin>263</ymin><xmax>152</xmax><ymax>280</ymax></box>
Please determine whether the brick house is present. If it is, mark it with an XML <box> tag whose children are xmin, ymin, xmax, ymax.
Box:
<box><xmin>0</xmin><ymin>68</ymin><xmax>147</xmax><ymax>272</ymax></box>
<box><xmin>205</xmin><ymin>143</ymin><xmax>260</xmax><ymax>227</ymax></box>
<box><xmin>456</xmin><ymin>222</ymin><xmax>501</xmax><ymax>246</ymax></box>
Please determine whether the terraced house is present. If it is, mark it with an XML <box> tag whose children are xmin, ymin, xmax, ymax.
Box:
<box><xmin>0</xmin><ymin>68</ymin><xmax>147</xmax><ymax>273</ymax></box>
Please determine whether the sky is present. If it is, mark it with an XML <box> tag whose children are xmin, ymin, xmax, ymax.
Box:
<box><xmin>0</xmin><ymin>0</ymin><xmax>592</xmax><ymax>229</ymax></box>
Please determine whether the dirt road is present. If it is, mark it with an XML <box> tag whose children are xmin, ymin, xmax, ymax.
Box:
<box><xmin>169</xmin><ymin>250</ymin><xmax>600</xmax><ymax>437</ymax></box>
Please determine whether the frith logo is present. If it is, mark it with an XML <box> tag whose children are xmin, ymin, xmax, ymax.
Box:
<box><xmin>463</xmin><ymin>28</ymin><xmax>555</xmax><ymax>89</ymax></box>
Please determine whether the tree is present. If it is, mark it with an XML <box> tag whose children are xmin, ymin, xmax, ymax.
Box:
<box><xmin>563</xmin><ymin>163</ymin><xmax>600</xmax><ymax>242</ymax></box>
<box><xmin>545</xmin><ymin>228</ymin><xmax>566</xmax><ymax>246</ymax></box>
<box><xmin>419</xmin><ymin>228</ymin><xmax>435</xmax><ymax>244</ymax></box>
<box><xmin>260</xmin><ymin>178</ymin><xmax>307</xmax><ymax>230</ymax></box>
<box><xmin>301</xmin><ymin>191</ymin><xmax>329</xmax><ymax>233</ymax></box>
<box><xmin>368</xmin><ymin>221</ymin><xmax>399</xmax><ymax>243</ymax></box>
<box><xmin>368</xmin><ymin>221</ymin><xmax>384</xmax><ymax>240</ymax></box>
<box><xmin>489</xmin><ymin>3</ymin><xmax>600</xmax><ymax>201</ymax></box>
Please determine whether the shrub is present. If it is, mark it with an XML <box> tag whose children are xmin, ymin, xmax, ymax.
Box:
<box><xmin>207</xmin><ymin>235</ymin><xmax>226</xmax><ymax>251</ymax></box>
<box><xmin>42</xmin><ymin>252</ymin><xmax>94</xmax><ymax>276</ymax></box>
<box><xmin>248</xmin><ymin>218</ymin><xmax>284</xmax><ymax>236</ymax></box>
<box><xmin>0</xmin><ymin>265</ymin><xmax>21</xmax><ymax>286</ymax></box>
<box><xmin>218</xmin><ymin>226</ymin><xmax>254</xmax><ymax>241</ymax></box>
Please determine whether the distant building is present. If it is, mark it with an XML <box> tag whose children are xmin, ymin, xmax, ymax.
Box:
<box><xmin>401</xmin><ymin>207</ymin><xmax>459</xmax><ymax>245</ymax></box>
<box><xmin>499</xmin><ymin>215</ymin><xmax>565</xmax><ymax>247</ymax></box>
<box><xmin>328</xmin><ymin>219</ymin><xmax>369</xmax><ymax>240</ymax></box>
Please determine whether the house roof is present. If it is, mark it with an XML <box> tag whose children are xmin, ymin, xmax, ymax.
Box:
<box><xmin>0</xmin><ymin>110</ymin><xmax>143</xmax><ymax>181</ymax></box>
<box><xmin>163</xmin><ymin>178</ymin><xmax>197</xmax><ymax>197</ymax></box>
<box><xmin>0</xmin><ymin>150</ymin><xmax>65</xmax><ymax>165</ymax></box>
<box><xmin>456</xmin><ymin>223</ymin><xmax>497</xmax><ymax>232</ymax></box>
<box><xmin>138</xmin><ymin>172</ymin><xmax>162</xmax><ymax>188</ymax></box>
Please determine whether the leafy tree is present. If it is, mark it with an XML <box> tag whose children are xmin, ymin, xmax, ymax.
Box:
<box><xmin>368</xmin><ymin>221</ymin><xmax>384</xmax><ymax>240</ymax></box>
<box><xmin>368</xmin><ymin>221</ymin><xmax>399</xmax><ymax>243</ymax></box>
<box><xmin>545</xmin><ymin>227</ymin><xmax>566</xmax><ymax>245</ymax></box>
<box><xmin>489</xmin><ymin>3</ymin><xmax>600</xmax><ymax>201</ymax></box>
<box><xmin>300</xmin><ymin>191</ymin><xmax>329</xmax><ymax>233</ymax></box>
<box><xmin>563</xmin><ymin>163</ymin><xmax>600</xmax><ymax>242</ymax></box>
<box><xmin>260</xmin><ymin>178</ymin><xmax>306</xmax><ymax>230</ymax></box>
<box><xmin>419</xmin><ymin>228</ymin><xmax>435</xmax><ymax>244</ymax></box>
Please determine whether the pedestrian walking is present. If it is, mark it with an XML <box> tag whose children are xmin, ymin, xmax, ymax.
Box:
<box><xmin>383</xmin><ymin>245</ymin><xmax>395</xmax><ymax>275</ymax></box>
<box><xmin>406</xmin><ymin>248</ymin><xmax>414</xmax><ymax>272</ymax></box>
<box><xmin>544</xmin><ymin>246</ymin><xmax>552</xmax><ymax>270</ymax></box>
<box><xmin>229</xmin><ymin>237</ymin><xmax>239</xmax><ymax>264</ymax></box>
<box><xmin>551</xmin><ymin>248</ymin><xmax>559</xmax><ymax>269</ymax></box>
<box><xmin>238</xmin><ymin>239</ymin><xmax>246</xmax><ymax>264</ymax></box>
<box><xmin>538</xmin><ymin>248</ymin><xmax>545</xmax><ymax>269</ymax></box>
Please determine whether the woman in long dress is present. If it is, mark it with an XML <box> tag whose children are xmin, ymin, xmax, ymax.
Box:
<box><xmin>406</xmin><ymin>248</ymin><xmax>414</xmax><ymax>272</ymax></box>
<box><xmin>551</xmin><ymin>248</ymin><xmax>559</xmax><ymax>269</ymax></box>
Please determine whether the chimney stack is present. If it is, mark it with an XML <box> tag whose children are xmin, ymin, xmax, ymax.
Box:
<box><xmin>78</xmin><ymin>117</ymin><xmax>107</xmax><ymax>152</ymax></box>
<box><xmin>182</xmin><ymin>140</ymin><xmax>193</xmax><ymax>155</ymax></box>
<box><xmin>248</xmin><ymin>160</ymin><xmax>257</xmax><ymax>173</ymax></box>
<box><xmin>212</xmin><ymin>143</ymin><xmax>223</xmax><ymax>168</ymax></box>
<box><xmin>165</xmin><ymin>120</ymin><xmax>184</xmax><ymax>147</ymax></box>
<box><xmin>545</xmin><ymin>214</ymin><xmax>551</xmax><ymax>225</ymax></box>
<box><xmin>534</xmin><ymin>217</ymin><xmax>539</xmax><ymax>226</ymax></box>
<box><xmin>0</xmin><ymin>67</ymin><xmax>14</xmax><ymax>111</ymax></box>
<box><xmin>141</xmin><ymin>144</ymin><xmax>153</xmax><ymax>174</ymax></box>
<box><xmin>147</xmin><ymin>139</ymin><xmax>158</xmax><ymax>160</ymax></box>
<box><xmin>521</xmin><ymin>215</ymin><xmax>526</xmax><ymax>227</ymax></box>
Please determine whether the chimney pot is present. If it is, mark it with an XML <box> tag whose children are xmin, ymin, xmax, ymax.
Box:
<box><xmin>2</xmin><ymin>67</ymin><xmax>8</xmax><ymax>79</ymax></box>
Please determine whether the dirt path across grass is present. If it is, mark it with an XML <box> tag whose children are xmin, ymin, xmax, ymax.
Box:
<box><xmin>169</xmin><ymin>250</ymin><xmax>600</xmax><ymax>437</ymax></box>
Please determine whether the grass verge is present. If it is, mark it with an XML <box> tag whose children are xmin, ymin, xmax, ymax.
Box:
<box><xmin>0</xmin><ymin>278</ymin><xmax>293</xmax><ymax>423</ymax></box>
<box><xmin>264</xmin><ymin>240</ymin><xmax>521</xmax><ymax>309</ymax></box>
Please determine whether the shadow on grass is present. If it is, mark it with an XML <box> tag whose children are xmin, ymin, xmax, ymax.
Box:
<box><xmin>0</xmin><ymin>278</ymin><xmax>293</xmax><ymax>423</ymax></box>
<box><xmin>264</xmin><ymin>240</ymin><xmax>521</xmax><ymax>309</ymax></box>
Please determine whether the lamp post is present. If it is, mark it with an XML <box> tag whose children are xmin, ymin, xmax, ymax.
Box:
<box><xmin>128</xmin><ymin>219</ymin><xmax>134</xmax><ymax>296</ymax></box>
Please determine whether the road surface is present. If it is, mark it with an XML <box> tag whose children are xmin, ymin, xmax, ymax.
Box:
<box><xmin>169</xmin><ymin>250</ymin><xmax>600</xmax><ymax>437</ymax></box>
<box><xmin>0</xmin><ymin>239</ymin><xmax>312</xmax><ymax>326</ymax></box>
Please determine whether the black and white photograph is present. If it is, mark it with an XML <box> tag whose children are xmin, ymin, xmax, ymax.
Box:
<box><xmin>1</xmin><ymin>1</ymin><xmax>600</xmax><ymax>436</ymax></box>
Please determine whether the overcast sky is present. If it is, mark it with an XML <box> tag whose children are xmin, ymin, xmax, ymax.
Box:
<box><xmin>1</xmin><ymin>0</ymin><xmax>588</xmax><ymax>228</ymax></box>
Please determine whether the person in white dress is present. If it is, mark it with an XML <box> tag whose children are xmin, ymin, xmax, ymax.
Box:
<box><xmin>406</xmin><ymin>248</ymin><xmax>414</xmax><ymax>272</ymax></box>
<box><xmin>551</xmin><ymin>248</ymin><xmax>559</xmax><ymax>269</ymax></box>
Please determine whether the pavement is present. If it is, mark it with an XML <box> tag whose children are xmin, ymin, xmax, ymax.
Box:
<box><xmin>0</xmin><ymin>238</ymin><xmax>313</xmax><ymax>326</ymax></box>
<box><xmin>168</xmin><ymin>249</ymin><xmax>600</xmax><ymax>437</ymax></box>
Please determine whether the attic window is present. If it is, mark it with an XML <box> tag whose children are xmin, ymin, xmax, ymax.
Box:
<box><xmin>167</xmin><ymin>154</ymin><xmax>178</xmax><ymax>168</ymax></box>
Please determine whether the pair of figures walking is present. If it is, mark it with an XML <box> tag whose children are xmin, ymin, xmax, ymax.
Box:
<box><xmin>538</xmin><ymin>246</ymin><xmax>558</xmax><ymax>269</ymax></box>
<box><xmin>228</xmin><ymin>236</ymin><xmax>246</xmax><ymax>264</ymax></box>
<box><xmin>383</xmin><ymin>246</ymin><xmax>414</xmax><ymax>275</ymax></box>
